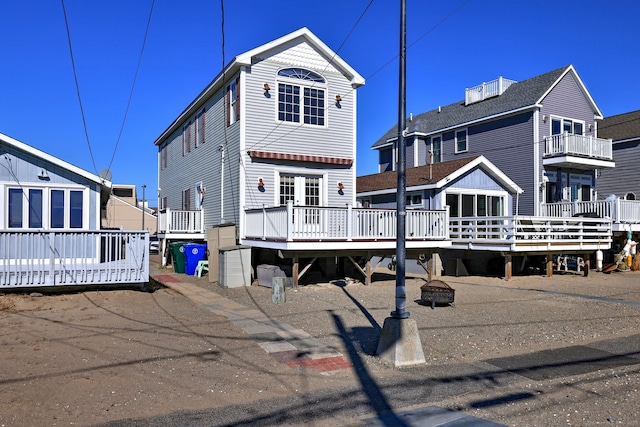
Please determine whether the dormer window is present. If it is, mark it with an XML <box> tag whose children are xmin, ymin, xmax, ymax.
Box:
<box><xmin>277</xmin><ymin>68</ymin><xmax>326</xmax><ymax>126</ymax></box>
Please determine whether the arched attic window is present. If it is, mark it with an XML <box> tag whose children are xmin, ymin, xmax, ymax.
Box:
<box><xmin>277</xmin><ymin>68</ymin><xmax>326</xmax><ymax>126</ymax></box>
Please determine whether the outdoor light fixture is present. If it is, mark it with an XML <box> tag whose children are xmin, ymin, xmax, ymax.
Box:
<box><xmin>542</xmin><ymin>115</ymin><xmax>548</xmax><ymax>122</ymax></box>
<box><xmin>38</xmin><ymin>168</ymin><xmax>49</xmax><ymax>180</ymax></box>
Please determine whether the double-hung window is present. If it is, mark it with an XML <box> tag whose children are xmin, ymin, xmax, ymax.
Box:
<box><xmin>455</xmin><ymin>129</ymin><xmax>468</xmax><ymax>153</ymax></box>
<box><xmin>430</xmin><ymin>136</ymin><xmax>442</xmax><ymax>163</ymax></box>
<box><xmin>196</xmin><ymin>108</ymin><xmax>206</xmax><ymax>146</ymax></box>
<box><xmin>227</xmin><ymin>77</ymin><xmax>240</xmax><ymax>126</ymax></box>
<box><xmin>182</xmin><ymin>121</ymin><xmax>192</xmax><ymax>156</ymax></box>
<box><xmin>277</xmin><ymin>68</ymin><xmax>326</xmax><ymax>126</ymax></box>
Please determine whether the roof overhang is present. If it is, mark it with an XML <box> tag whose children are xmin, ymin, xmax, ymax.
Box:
<box><xmin>154</xmin><ymin>27</ymin><xmax>365</xmax><ymax>147</ymax></box>
<box><xmin>0</xmin><ymin>132</ymin><xmax>111</xmax><ymax>188</ymax></box>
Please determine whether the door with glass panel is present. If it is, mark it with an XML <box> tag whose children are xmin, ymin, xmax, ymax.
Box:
<box><xmin>279</xmin><ymin>175</ymin><xmax>323</xmax><ymax>237</ymax></box>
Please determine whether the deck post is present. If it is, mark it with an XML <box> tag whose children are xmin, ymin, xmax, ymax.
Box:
<box><xmin>547</xmin><ymin>252</ymin><xmax>553</xmax><ymax>277</ymax></box>
<box><xmin>286</xmin><ymin>201</ymin><xmax>293</xmax><ymax>241</ymax></box>
<box><xmin>292</xmin><ymin>251</ymin><xmax>299</xmax><ymax>288</ymax></box>
<box><xmin>584</xmin><ymin>257</ymin><xmax>590</xmax><ymax>277</ymax></box>
<box><xmin>504</xmin><ymin>254</ymin><xmax>512</xmax><ymax>280</ymax></box>
<box><xmin>346</xmin><ymin>204</ymin><xmax>353</xmax><ymax>241</ymax></box>
<box><xmin>365</xmin><ymin>251</ymin><xmax>371</xmax><ymax>286</ymax></box>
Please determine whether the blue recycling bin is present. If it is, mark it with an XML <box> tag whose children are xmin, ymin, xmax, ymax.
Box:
<box><xmin>184</xmin><ymin>243</ymin><xmax>208</xmax><ymax>276</ymax></box>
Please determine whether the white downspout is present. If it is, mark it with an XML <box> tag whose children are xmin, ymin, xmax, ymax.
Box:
<box><xmin>219</xmin><ymin>144</ymin><xmax>225</xmax><ymax>223</ymax></box>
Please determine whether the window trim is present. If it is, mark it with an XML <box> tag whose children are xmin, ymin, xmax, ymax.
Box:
<box><xmin>275</xmin><ymin>67</ymin><xmax>327</xmax><ymax>128</ymax></box>
<box><xmin>430</xmin><ymin>135</ymin><xmax>442</xmax><ymax>163</ymax></box>
<box><xmin>226</xmin><ymin>77</ymin><xmax>240</xmax><ymax>126</ymax></box>
<box><xmin>550</xmin><ymin>116</ymin><xmax>585</xmax><ymax>136</ymax></box>
<box><xmin>455</xmin><ymin>129</ymin><xmax>468</xmax><ymax>154</ymax></box>
<box><xmin>195</xmin><ymin>108</ymin><xmax>206</xmax><ymax>147</ymax></box>
<box><xmin>5</xmin><ymin>185</ymin><xmax>89</xmax><ymax>230</ymax></box>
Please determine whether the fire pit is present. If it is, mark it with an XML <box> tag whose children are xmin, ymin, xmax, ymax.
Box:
<box><xmin>420</xmin><ymin>280</ymin><xmax>455</xmax><ymax>308</ymax></box>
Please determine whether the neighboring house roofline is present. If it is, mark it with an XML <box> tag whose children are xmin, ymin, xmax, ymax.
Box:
<box><xmin>371</xmin><ymin>65</ymin><xmax>601</xmax><ymax>150</ymax></box>
<box><xmin>0</xmin><ymin>131</ymin><xmax>112</xmax><ymax>188</ymax></box>
<box><xmin>598</xmin><ymin>109</ymin><xmax>640</xmax><ymax>142</ymax></box>
<box><xmin>535</xmin><ymin>65</ymin><xmax>603</xmax><ymax>120</ymax></box>
<box><xmin>153</xmin><ymin>27</ymin><xmax>365</xmax><ymax>147</ymax></box>
<box><xmin>356</xmin><ymin>155</ymin><xmax>523</xmax><ymax>196</ymax></box>
<box><xmin>382</xmin><ymin>105</ymin><xmax>544</xmax><ymax>145</ymax></box>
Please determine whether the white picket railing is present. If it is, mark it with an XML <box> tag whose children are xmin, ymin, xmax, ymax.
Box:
<box><xmin>541</xmin><ymin>198</ymin><xmax>640</xmax><ymax>224</ymax></box>
<box><xmin>449</xmin><ymin>216</ymin><xmax>612</xmax><ymax>249</ymax></box>
<box><xmin>544</xmin><ymin>133</ymin><xmax>612</xmax><ymax>160</ymax></box>
<box><xmin>158</xmin><ymin>209</ymin><xmax>204</xmax><ymax>234</ymax></box>
<box><xmin>243</xmin><ymin>203</ymin><xmax>449</xmax><ymax>242</ymax></box>
<box><xmin>0</xmin><ymin>230</ymin><xmax>149</xmax><ymax>288</ymax></box>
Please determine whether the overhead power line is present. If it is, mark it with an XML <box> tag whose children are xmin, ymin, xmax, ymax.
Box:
<box><xmin>108</xmin><ymin>0</ymin><xmax>156</xmax><ymax>172</ymax></box>
<box><xmin>60</xmin><ymin>0</ymin><xmax>98</xmax><ymax>175</ymax></box>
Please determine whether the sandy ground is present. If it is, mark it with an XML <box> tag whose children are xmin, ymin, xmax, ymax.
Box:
<box><xmin>1</xmin><ymin>266</ymin><xmax>640</xmax><ymax>426</ymax></box>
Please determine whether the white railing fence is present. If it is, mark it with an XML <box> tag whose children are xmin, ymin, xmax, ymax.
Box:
<box><xmin>0</xmin><ymin>230</ymin><xmax>149</xmax><ymax>288</ymax></box>
<box><xmin>465</xmin><ymin>77</ymin><xmax>517</xmax><ymax>105</ymax></box>
<box><xmin>542</xmin><ymin>198</ymin><xmax>640</xmax><ymax>224</ymax></box>
<box><xmin>544</xmin><ymin>133</ymin><xmax>613</xmax><ymax>160</ymax></box>
<box><xmin>158</xmin><ymin>209</ymin><xmax>204</xmax><ymax>234</ymax></box>
<box><xmin>449</xmin><ymin>216</ymin><xmax>612</xmax><ymax>247</ymax></box>
<box><xmin>243</xmin><ymin>203</ymin><xmax>449</xmax><ymax>241</ymax></box>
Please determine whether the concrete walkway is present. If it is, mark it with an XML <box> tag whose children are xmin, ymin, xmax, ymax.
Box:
<box><xmin>150</xmin><ymin>266</ymin><xmax>352</xmax><ymax>375</ymax></box>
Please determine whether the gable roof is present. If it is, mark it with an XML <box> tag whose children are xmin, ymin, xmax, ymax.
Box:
<box><xmin>154</xmin><ymin>27</ymin><xmax>365</xmax><ymax>146</ymax></box>
<box><xmin>356</xmin><ymin>155</ymin><xmax>523</xmax><ymax>195</ymax></box>
<box><xmin>598</xmin><ymin>110</ymin><xmax>640</xmax><ymax>143</ymax></box>
<box><xmin>0</xmin><ymin>131</ymin><xmax>111</xmax><ymax>188</ymax></box>
<box><xmin>372</xmin><ymin>65</ymin><xmax>601</xmax><ymax>149</ymax></box>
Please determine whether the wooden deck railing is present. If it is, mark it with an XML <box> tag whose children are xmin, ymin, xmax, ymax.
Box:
<box><xmin>243</xmin><ymin>203</ymin><xmax>449</xmax><ymax>242</ymax></box>
<box><xmin>0</xmin><ymin>230</ymin><xmax>149</xmax><ymax>288</ymax></box>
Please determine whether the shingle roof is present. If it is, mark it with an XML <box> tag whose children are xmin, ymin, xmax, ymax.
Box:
<box><xmin>598</xmin><ymin>110</ymin><xmax>640</xmax><ymax>142</ymax></box>
<box><xmin>356</xmin><ymin>156</ymin><xmax>479</xmax><ymax>193</ymax></box>
<box><xmin>371</xmin><ymin>65</ymin><xmax>572</xmax><ymax>149</ymax></box>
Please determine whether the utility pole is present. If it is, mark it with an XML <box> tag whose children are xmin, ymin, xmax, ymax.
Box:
<box><xmin>375</xmin><ymin>0</ymin><xmax>426</xmax><ymax>367</ymax></box>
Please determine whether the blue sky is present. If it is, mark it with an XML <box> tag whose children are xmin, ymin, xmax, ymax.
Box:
<box><xmin>2</xmin><ymin>0</ymin><xmax>638</xmax><ymax>207</ymax></box>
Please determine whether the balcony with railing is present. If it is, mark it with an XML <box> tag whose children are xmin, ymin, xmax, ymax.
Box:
<box><xmin>0</xmin><ymin>230</ymin><xmax>149</xmax><ymax>288</ymax></box>
<box><xmin>158</xmin><ymin>208</ymin><xmax>204</xmax><ymax>236</ymax></box>
<box><xmin>242</xmin><ymin>202</ymin><xmax>450</xmax><ymax>250</ymax></box>
<box><xmin>543</xmin><ymin>133</ymin><xmax>614</xmax><ymax>169</ymax></box>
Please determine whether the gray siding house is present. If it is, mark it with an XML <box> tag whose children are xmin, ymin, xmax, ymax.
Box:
<box><xmin>371</xmin><ymin>65</ymin><xmax>615</xmax><ymax>217</ymax></box>
<box><xmin>0</xmin><ymin>132</ymin><xmax>149</xmax><ymax>287</ymax></box>
<box><xmin>155</xmin><ymin>28</ymin><xmax>365</xmax><ymax>244</ymax></box>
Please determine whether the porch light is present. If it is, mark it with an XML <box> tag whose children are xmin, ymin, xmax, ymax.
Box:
<box><xmin>542</xmin><ymin>115</ymin><xmax>548</xmax><ymax>122</ymax></box>
<box><xmin>38</xmin><ymin>168</ymin><xmax>49</xmax><ymax>180</ymax></box>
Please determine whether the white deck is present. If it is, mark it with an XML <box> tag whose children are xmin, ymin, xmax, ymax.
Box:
<box><xmin>242</xmin><ymin>204</ymin><xmax>451</xmax><ymax>251</ymax></box>
<box><xmin>0</xmin><ymin>230</ymin><xmax>149</xmax><ymax>288</ymax></box>
<box><xmin>158</xmin><ymin>205</ymin><xmax>618</xmax><ymax>254</ymax></box>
